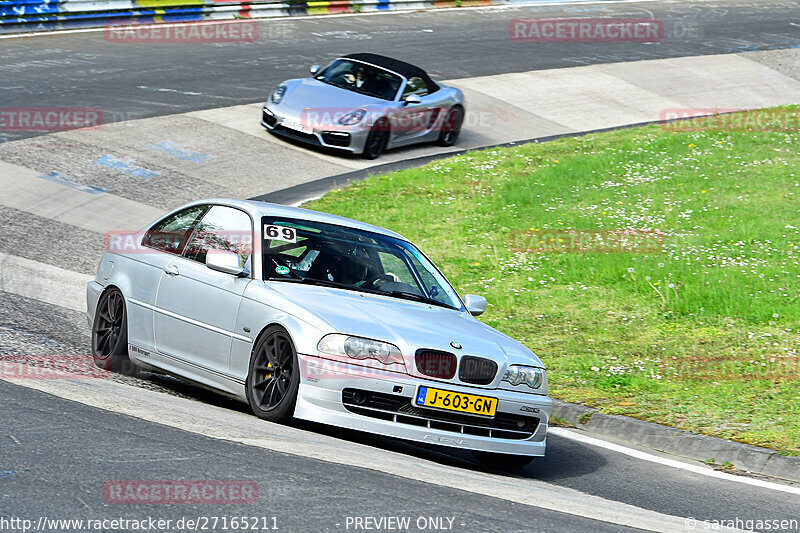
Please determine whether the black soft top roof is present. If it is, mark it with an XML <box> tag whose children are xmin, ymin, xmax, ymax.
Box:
<box><xmin>341</xmin><ymin>53</ymin><xmax>439</xmax><ymax>92</ymax></box>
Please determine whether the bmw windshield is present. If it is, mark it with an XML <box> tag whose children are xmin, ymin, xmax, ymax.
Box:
<box><xmin>315</xmin><ymin>59</ymin><xmax>403</xmax><ymax>101</ymax></box>
<box><xmin>262</xmin><ymin>217</ymin><xmax>463</xmax><ymax>311</ymax></box>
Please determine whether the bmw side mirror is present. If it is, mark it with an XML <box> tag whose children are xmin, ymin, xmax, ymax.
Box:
<box><xmin>404</xmin><ymin>94</ymin><xmax>422</xmax><ymax>106</ymax></box>
<box><xmin>206</xmin><ymin>249</ymin><xmax>246</xmax><ymax>277</ymax></box>
<box><xmin>463</xmin><ymin>294</ymin><xmax>487</xmax><ymax>316</ymax></box>
<box><xmin>310</xmin><ymin>65</ymin><xmax>321</xmax><ymax>75</ymax></box>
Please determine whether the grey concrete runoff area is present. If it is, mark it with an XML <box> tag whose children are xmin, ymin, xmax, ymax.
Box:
<box><xmin>2</xmin><ymin>1</ymin><xmax>800</xmax><ymax>531</ymax></box>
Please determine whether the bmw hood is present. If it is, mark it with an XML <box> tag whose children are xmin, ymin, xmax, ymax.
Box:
<box><xmin>267</xmin><ymin>282</ymin><xmax>545</xmax><ymax>370</ymax></box>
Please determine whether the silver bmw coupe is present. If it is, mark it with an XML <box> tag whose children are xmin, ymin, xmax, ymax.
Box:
<box><xmin>261</xmin><ymin>53</ymin><xmax>466</xmax><ymax>159</ymax></box>
<box><xmin>87</xmin><ymin>199</ymin><xmax>551</xmax><ymax>468</ymax></box>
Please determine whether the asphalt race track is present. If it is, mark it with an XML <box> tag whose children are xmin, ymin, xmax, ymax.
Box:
<box><xmin>2</xmin><ymin>0</ymin><xmax>800</xmax><ymax>144</ymax></box>
<box><xmin>2</xmin><ymin>0</ymin><xmax>800</xmax><ymax>531</ymax></box>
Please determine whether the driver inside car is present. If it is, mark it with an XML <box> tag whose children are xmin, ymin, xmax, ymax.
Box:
<box><xmin>344</xmin><ymin>67</ymin><xmax>368</xmax><ymax>88</ymax></box>
<box><xmin>335</xmin><ymin>255</ymin><xmax>370</xmax><ymax>287</ymax></box>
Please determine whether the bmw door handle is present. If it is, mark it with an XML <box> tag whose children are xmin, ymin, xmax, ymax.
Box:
<box><xmin>163</xmin><ymin>264</ymin><xmax>179</xmax><ymax>276</ymax></box>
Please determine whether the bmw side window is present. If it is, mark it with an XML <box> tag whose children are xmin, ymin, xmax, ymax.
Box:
<box><xmin>142</xmin><ymin>205</ymin><xmax>208</xmax><ymax>255</ymax></box>
<box><xmin>183</xmin><ymin>206</ymin><xmax>253</xmax><ymax>271</ymax></box>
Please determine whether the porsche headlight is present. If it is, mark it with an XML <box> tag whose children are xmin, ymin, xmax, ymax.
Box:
<box><xmin>338</xmin><ymin>109</ymin><xmax>366</xmax><ymax>125</ymax></box>
<box><xmin>317</xmin><ymin>334</ymin><xmax>404</xmax><ymax>365</ymax></box>
<box><xmin>502</xmin><ymin>365</ymin><xmax>544</xmax><ymax>389</ymax></box>
<box><xmin>271</xmin><ymin>85</ymin><xmax>287</xmax><ymax>104</ymax></box>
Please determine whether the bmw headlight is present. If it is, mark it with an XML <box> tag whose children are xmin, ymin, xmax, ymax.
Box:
<box><xmin>317</xmin><ymin>334</ymin><xmax>404</xmax><ymax>366</ymax></box>
<box><xmin>271</xmin><ymin>85</ymin><xmax>287</xmax><ymax>104</ymax></box>
<box><xmin>502</xmin><ymin>365</ymin><xmax>544</xmax><ymax>389</ymax></box>
<box><xmin>338</xmin><ymin>109</ymin><xmax>366</xmax><ymax>126</ymax></box>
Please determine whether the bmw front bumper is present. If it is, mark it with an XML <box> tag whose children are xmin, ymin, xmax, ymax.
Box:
<box><xmin>294</xmin><ymin>353</ymin><xmax>552</xmax><ymax>456</ymax></box>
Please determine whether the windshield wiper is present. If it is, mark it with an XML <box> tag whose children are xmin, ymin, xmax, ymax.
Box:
<box><xmin>266</xmin><ymin>276</ymin><xmax>349</xmax><ymax>289</ymax></box>
<box><xmin>382</xmin><ymin>290</ymin><xmax>455</xmax><ymax>310</ymax></box>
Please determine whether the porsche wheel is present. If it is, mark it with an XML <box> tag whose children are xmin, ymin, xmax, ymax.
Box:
<box><xmin>91</xmin><ymin>288</ymin><xmax>131</xmax><ymax>372</ymax></box>
<box><xmin>436</xmin><ymin>106</ymin><xmax>463</xmax><ymax>147</ymax></box>
<box><xmin>247</xmin><ymin>326</ymin><xmax>300</xmax><ymax>422</ymax></box>
<box><xmin>363</xmin><ymin>120</ymin><xmax>389</xmax><ymax>159</ymax></box>
<box><xmin>471</xmin><ymin>451</ymin><xmax>535</xmax><ymax>470</ymax></box>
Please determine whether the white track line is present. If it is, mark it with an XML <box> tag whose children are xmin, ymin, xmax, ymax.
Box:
<box><xmin>0</xmin><ymin>253</ymin><xmax>91</xmax><ymax>312</ymax></box>
<box><xmin>0</xmin><ymin>0</ymin><xmax>666</xmax><ymax>40</ymax></box>
<box><xmin>1</xmin><ymin>376</ymin><xmax>696</xmax><ymax>532</ymax></box>
<box><xmin>550</xmin><ymin>427</ymin><xmax>800</xmax><ymax>496</ymax></box>
<box><xmin>0</xmin><ymin>160</ymin><xmax>164</xmax><ymax>235</ymax></box>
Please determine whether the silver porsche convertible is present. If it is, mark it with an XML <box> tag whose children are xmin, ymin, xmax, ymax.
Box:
<box><xmin>87</xmin><ymin>199</ymin><xmax>551</xmax><ymax>468</ymax></box>
<box><xmin>261</xmin><ymin>53</ymin><xmax>465</xmax><ymax>159</ymax></box>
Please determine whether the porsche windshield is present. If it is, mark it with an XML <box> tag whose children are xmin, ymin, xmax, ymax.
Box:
<box><xmin>262</xmin><ymin>217</ymin><xmax>463</xmax><ymax>310</ymax></box>
<box><xmin>315</xmin><ymin>59</ymin><xmax>403</xmax><ymax>101</ymax></box>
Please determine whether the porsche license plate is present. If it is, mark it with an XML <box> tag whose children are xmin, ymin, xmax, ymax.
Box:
<box><xmin>415</xmin><ymin>386</ymin><xmax>497</xmax><ymax>417</ymax></box>
<box><xmin>281</xmin><ymin>118</ymin><xmax>313</xmax><ymax>135</ymax></box>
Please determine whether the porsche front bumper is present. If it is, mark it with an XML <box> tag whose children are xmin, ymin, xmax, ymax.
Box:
<box><xmin>261</xmin><ymin>105</ymin><xmax>371</xmax><ymax>154</ymax></box>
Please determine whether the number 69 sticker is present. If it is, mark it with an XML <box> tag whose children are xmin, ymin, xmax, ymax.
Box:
<box><xmin>264</xmin><ymin>224</ymin><xmax>297</xmax><ymax>243</ymax></box>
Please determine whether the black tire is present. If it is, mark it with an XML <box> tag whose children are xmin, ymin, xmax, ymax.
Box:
<box><xmin>362</xmin><ymin>120</ymin><xmax>389</xmax><ymax>159</ymax></box>
<box><xmin>91</xmin><ymin>287</ymin><xmax>135</xmax><ymax>374</ymax></box>
<box><xmin>436</xmin><ymin>106</ymin><xmax>463</xmax><ymax>147</ymax></box>
<box><xmin>246</xmin><ymin>326</ymin><xmax>300</xmax><ymax>422</ymax></box>
<box><xmin>471</xmin><ymin>451</ymin><xmax>535</xmax><ymax>470</ymax></box>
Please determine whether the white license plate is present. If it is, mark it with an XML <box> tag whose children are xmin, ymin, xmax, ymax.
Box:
<box><xmin>281</xmin><ymin>119</ymin><xmax>313</xmax><ymax>135</ymax></box>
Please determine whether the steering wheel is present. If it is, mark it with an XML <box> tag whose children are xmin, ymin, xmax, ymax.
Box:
<box><xmin>365</xmin><ymin>274</ymin><xmax>396</xmax><ymax>290</ymax></box>
<box><xmin>337</xmin><ymin>72</ymin><xmax>355</xmax><ymax>85</ymax></box>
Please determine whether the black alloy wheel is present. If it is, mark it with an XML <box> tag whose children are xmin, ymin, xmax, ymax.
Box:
<box><xmin>247</xmin><ymin>326</ymin><xmax>300</xmax><ymax>422</ymax></box>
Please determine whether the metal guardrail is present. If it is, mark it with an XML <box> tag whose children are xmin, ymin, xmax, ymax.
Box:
<box><xmin>0</xmin><ymin>0</ymin><xmax>434</xmax><ymax>33</ymax></box>
<box><xmin>0</xmin><ymin>0</ymin><xmax>610</xmax><ymax>33</ymax></box>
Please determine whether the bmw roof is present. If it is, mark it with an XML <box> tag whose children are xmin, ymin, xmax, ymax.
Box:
<box><xmin>179</xmin><ymin>198</ymin><xmax>408</xmax><ymax>241</ymax></box>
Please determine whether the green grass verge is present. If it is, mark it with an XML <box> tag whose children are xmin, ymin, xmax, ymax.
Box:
<box><xmin>306</xmin><ymin>106</ymin><xmax>800</xmax><ymax>454</ymax></box>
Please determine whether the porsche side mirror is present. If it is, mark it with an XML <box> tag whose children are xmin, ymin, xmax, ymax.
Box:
<box><xmin>404</xmin><ymin>94</ymin><xmax>422</xmax><ymax>106</ymax></box>
<box><xmin>206</xmin><ymin>249</ymin><xmax>246</xmax><ymax>277</ymax></box>
<box><xmin>310</xmin><ymin>65</ymin><xmax>321</xmax><ymax>75</ymax></box>
<box><xmin>463</xmin><ymin>294</ymin><xmax>487</xmax><ymax>316</ymax></box>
